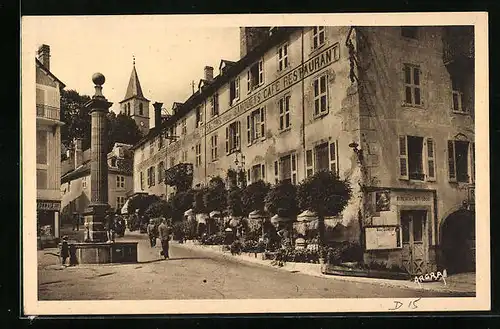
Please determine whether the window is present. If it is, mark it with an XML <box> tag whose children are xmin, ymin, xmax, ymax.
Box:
<box><xmin>195</xmin><ymin>143</ymin><xmax>202</xmax><ymax>167</ymax></box>
<box><xmin>278</xmin><ymin>43</ymin><xmax>289</xmax><ymax>71</ymax></box>
<box><xmin>116</xmin><ymin>196</ymin><xmax>126</xmax><ymax>211</ymax></box>
<box><xmin>448</xmin><ymin>140</ymin><xmax>472</xmax><ymax>183</ymax></box>
<box><xmin>168</xmin><ymin>126</ymin><xmax>175</xmax><ymax>143</ymax></box>
<box><xmin>196</xmin><ymin>106</ymin><xmax>203</xmax><ymax>128</ymax></box>
<box><xmin>37</xmin><ymin>169</ymin><xmax>47</xmax><ymax>189</ymax></box>
<box><xmin>36</xmin><ymin>130</ymin><xmax>47</xmax><ymax>165</ymax></box>
<box><xmin>403</xmin><ymin>64</ymin><xmax>422</xmax><ymax>106</ymax></box>
<box><xmin>276</xmin><ymin>153</ymin><xmax>298</xmax><ymax>184</ymax></box>
<box><xmin>210</xmin><ymin>93</ymin><xmax>219</xmax><ymax>117</ymax></box>
<box><xmin>313</xmin><ymin>74</ymin><xmax>328</xmax><ymax>116</ymax></box>
<box><xmin>451</xmin><ymin>74</ymin><xmax>466</xmax><ymax>113</ymax></box>
<box><xmin>110</xmin><ymin>158</ymin><xmax>117</xmax><ymax>167</ymax></box>
<box><xmin>158</xmin><ymin>161</ymin><xmax>165</xmax><ymax>183</ymax></box>
<box><xmin>279</xmin><ymin>95</ymin><xmax>291</xmax><ymax>130</ymax></box>
<box><xmin>140</xmin><ymin>171</ymin><xmax>144</xmax><ymax>190</ymax></box>
<box><xmin>399</xmin><ymin>135</ymin><xmax>427</xmax><ymax>181</ymax></box>
<box><xmin>139</xmin><ymin>103</ymin><xmax>144</xmax><ymax>116</ymax></box>
<box><xmin>250</xmin><ymin>164</ymin><xmax>266</xmax><ymax>183</ymax></box>
<box><xmin>306</xmin><ymin>141</ymin><xmax>338</xmax><ymax>177</ymax></box>
<box><xmin>181</xmin><ymin>118</ymin><xmax>187</xmax><ymax>136</ymax></box>
<box><xmin>158</xmin><ymin>135</ymin><xmax>163</xmax><ymax>149</ymax></box>
<box><xmin>229</xmin><ymin>77</ymin><xmax>240</xmax><ymax>105</ymax></box>
<box><xmin>312</xmin><ymin>26</ymin><xmax>326</xmax><ymax>49</ymax></box>
<box><xmin>225</xmin><ymin>121</ymin><xmax>241</xmax><ymax>154</ymax></box>
<box><xmin>181</xmin><ymin>150</ymin><xmax>188</xmax><ymax>163</ymax></box>
<box><xmin>211</xmin><ymin>134</ymin><xmax>218</xmax><ymax>161</ymax></box>
<box><xmin>247</xmin><ymin>59</ymin><xmax>264</xmax><ymax>92</ymax></box>
<box><xmin>82</xmin><ymin>177</ymin><xmax>87</xmax><ymax>189</ymax></box>
<box><xmin>401</xmin><ymin>27</ymin><xmax>418</xmax><ymax>39</ymax></box>
<box><xmin>116</xmin><ymin>175</ymin><xmax>125</xmax><ymax>188</ymax></box>
<box><xmin>147</xmin><ymin>166</ymin><xmax>156</xmax><ymax>187</ymax></box>
<box><xmin>247</xmin><ymin>107</ymin><xmax>266</xmax><ymax>144</ymax></box>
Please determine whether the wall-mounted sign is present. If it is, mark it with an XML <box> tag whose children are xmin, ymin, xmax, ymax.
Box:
<box><xmin>37</xmin><ymin>200</ymin><xmax>61</xmax><ymax>211</ymax></box>
<box><xmin>375</xmin><ymin>190</ymin><xmax>391</xmax><ymax>212</ymax></box>
<box><xmin>365</xmin><ymin>226</ymin><xmax>401</xmax><ymax>250</ymax></box>
<box><xmin>396</xmin><ymin>195</ymin><xmax>431</xmax><ymax>202</ymax></box>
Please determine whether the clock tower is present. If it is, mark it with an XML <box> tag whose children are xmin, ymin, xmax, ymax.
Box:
<box><xmin>119</xmin><ymin>57</ymin><xmax>150</xmax><ymax>135</ymax></box>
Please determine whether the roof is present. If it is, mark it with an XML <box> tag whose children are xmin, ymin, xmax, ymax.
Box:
<box><xmin>120</xmin><ymin>65</ymin><xmax>149</xmax><ymax>103</ymax></box>
<box><xmin>131</xmin><ymin>27</ymin><xmax>298</xmax><ymax>150</ymax></box>
<box><xmin>219</xmin><ymin>59</ymin><xmax>237</xmax><ymax>71</ymax></box>
<box><xmin>35</xmin><ymin>58</ymin><xmax>66</xmax><ymax>89</ymax></box>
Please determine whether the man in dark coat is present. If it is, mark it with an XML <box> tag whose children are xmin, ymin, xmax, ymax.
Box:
<box><xmin>146</xmin><ymin>219</ymin><xmax>157</xmax><ymax>247</ymax></box>
<box><xmin>157</xmin><ymin>218</ymin><xmax>172</xmax><ymax>259</ymax></box>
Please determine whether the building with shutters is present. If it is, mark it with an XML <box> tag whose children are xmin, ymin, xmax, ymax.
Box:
<box><xmin>36</xmin><ymin>44</ymin><xmax>66</xmax><ymax>244</ymax></box>
<box><xmin>131</xmin><ymin>26</ymin><xmax>475</xmax><ymax>275</ymax></box>
<box><xmin>60</xmin><ymin>141</ymin><xmax>134</xmax><ymax>222</ymax></box>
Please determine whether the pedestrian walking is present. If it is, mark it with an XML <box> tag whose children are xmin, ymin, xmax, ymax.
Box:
<box><xmin>60</xmin><ymin>236</ymin><xmax>69</xmax><ymax>266</ymax></box>
<box><xmin>147</xmin><ymin>219</ymin><xmax>157</xmax><ymax>247</ymax></box>
<box><xmin>158</xmin><ymin>218</ymin><xmax>172</xmax><ymax>259</ymax></box>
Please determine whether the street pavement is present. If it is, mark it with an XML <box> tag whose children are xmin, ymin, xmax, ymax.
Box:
<box><xmin>37</xmin><ymin>231</ymin><xmax>471</xmax><ymax>300</ymax></box>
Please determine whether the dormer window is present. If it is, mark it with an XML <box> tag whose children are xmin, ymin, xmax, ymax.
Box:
<box><xmin>111</xmin><ymin>158</ymin><xmax>117</xmax><ymax>167</ymax></box>
<box><xmin>139</xmin><ymin>103</ymin><xmax>144</xmax><ymax>116</ymax></box>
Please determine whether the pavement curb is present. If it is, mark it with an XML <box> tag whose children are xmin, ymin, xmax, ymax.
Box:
<box><xmin>173</xmin><ymin>242</ymin><xmax>475</xmax><ymax>295</ymax></box>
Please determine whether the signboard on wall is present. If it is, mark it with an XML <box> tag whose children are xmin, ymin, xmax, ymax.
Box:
<box><xmin>365</xmin><ymin>226</ymin><xmax>401</xmax><ymax>250</ymax></box>
<box><xmin>37</xmin><ymin>200</ymin><xmax>61</xmax><ymax>211</ymax></box>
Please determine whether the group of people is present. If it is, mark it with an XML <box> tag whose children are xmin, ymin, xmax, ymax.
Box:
<box><xmin>104</xmin><ymin>211</ymin><xmax>126</xmax><ymax>242</ymax></box>
<box><xmin>147</xmin><ymin>217</ymin><xmax>173</xmax><ymax>260</ymax></box>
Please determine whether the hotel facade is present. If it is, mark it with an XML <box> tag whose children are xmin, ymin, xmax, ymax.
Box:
<box><xmin>36</xmin><ymin>44</ymin><xmax>66</xmax><ymax>242</ymax></box>
<box><xmin>131</xmin><ymin>26</ymin><xmax>475</xmax><ymax>275</ymax></box>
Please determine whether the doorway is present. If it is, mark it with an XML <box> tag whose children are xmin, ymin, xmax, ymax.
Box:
<box><xmin>401</xmin><ymin>210</ymin><xmax>428</xmax><ymax>275</ymax></box>
<box><xmin>441</xmin><ymin>209</ymin><xmax>475</xmax><ymax>274</ymax></box>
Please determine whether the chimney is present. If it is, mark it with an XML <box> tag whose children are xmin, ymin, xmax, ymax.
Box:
<box><xmin>204</xmin><ymin>66</ymin><xmax>214</xmax><ymax>82</ymax></box>
<box><xmin>74</xmin><ymin>138</ymin><xmax>83</xmax><ymax>168</ymax></box>
<box><xmin>153</xmin><ymin>102</ymin><xmax>163</xmax><ymax>130</ymax></box>
<box><xmin>37</xmin><ymin>44</ymin><xmax>51</xmax><ymax>71</ymax></box>
<box><xmin>239</xmin><ymin>27</ymin><xmax>270</xmax><ymax>59</ymax></box>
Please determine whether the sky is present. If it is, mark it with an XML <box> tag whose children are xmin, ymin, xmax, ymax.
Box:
<box><xmin>25</xmin><ymin>16</ymin><xmax>241</xmax><ymax>120</ymax></box>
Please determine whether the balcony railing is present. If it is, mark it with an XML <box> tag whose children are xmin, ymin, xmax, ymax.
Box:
<box><xmin>36</xmin><ymin>104</ymin><xmax>60</xmax><ymax>121</ymax></box>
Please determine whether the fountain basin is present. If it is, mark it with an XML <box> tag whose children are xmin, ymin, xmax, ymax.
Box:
<box><xmin>69</xmin><ymin>242</ymin><xmax>138</xmax><ymax>264</ymax></box>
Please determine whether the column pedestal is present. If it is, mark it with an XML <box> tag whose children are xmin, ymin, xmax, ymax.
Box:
<box><xmin>83</xmin><ymin>203</ymin><xmax>109</xmax><ymax>242</ymax></box>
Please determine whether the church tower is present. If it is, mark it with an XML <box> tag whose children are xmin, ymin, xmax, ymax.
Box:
<box><xmin>119</xmin><ymin>57</ymin><xmax>150</xmax><ymax>135</ymax></box>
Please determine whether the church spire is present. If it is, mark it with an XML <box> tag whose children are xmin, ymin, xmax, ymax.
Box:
<box><xmin>121</xmin><ymin>56</ymin><xmax>148</xmax><ymax>102</ymax></box>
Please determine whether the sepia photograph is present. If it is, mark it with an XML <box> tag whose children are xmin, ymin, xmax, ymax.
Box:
<box><xmin>21</xmin><ymin>13</ymin><xmax>489</xmax><ymax>315</ymax></box>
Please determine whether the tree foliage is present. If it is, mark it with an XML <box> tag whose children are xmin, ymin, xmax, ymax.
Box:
<box><xmin>60</xmin><ymin>89</ymin><xmax>143</xmax><ymax>153</ymax></box>
<box><xmin>242</xmin><ymin>180</ymin><xmax>271</xmax><ymax>214</ymax></box>
<box><xmin>127</xmin><ymin>194</ymin><xmax>160</xmax><ymax>216</ymax></box>
<box><xmin>193</xmin><ymin>187</ymin><xmax>208</xmax><ymax>213</ymax></box>
<box><xmin>227</xmin><ymin>186</ymin><xmax>244</xmax><ymax>217</ymax></box>
<box><xmin>165</xmin><ymin>163</ymin><xmax>194</xmax><ymax>192</ymax></box>
<box><xmin>145</xmin><ymin>200</ymin><xmax>172</xmax><ymax>219</ymax></box>
<box><xmin>170</xmin><ymin>189</ymin><xmax>195</xmax><ymax>221</ymax></box>
<box><xmin>265</xmin><ymin>180</ymin><xmax>299</xmax><ymax>217</ymax></box>
<box><xmin>297</xmin><ymin>170</ymin><xmax>352</xmax><ymax>244</ymax></box>
<box><xmin>203</xmin><ymin>176</ymin><xmax>227</xmax><ymax>213</ymax></box>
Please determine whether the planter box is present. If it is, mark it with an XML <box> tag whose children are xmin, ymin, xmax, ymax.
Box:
<box><xmin>321</xmin><ymin>264</ymin><xmax>411</xmax><ymax>280</ymax></box>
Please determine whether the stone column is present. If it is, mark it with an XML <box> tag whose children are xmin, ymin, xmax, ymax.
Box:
<box><xmin>83</xmin><ymin>73</ymin><xmax>113</xmax><ymax>242</ymax></box>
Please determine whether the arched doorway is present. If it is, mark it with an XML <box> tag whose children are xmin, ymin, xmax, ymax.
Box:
<box><xmin>440</xmin><ymin>209</ymin><xmax>475</xmax><ymax>274</ymax></box>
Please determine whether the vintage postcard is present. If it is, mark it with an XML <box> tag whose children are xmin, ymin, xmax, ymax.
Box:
<box><xmin>21</xmin><ymin>12</ymin><xmax>489</xmax><ymax>315</ymax></box>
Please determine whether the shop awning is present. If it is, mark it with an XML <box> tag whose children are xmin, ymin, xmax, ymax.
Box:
<box><xmin>270</xmin><ymin>214</ymin><xmax>293</xmax><ymax>224</ymax></box>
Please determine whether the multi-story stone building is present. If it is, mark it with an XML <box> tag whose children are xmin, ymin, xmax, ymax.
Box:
<box><xmin>36</xmin><ymin>44</ymin><xmax>66</xmax><ymax>243</ymax></box>
<box><xmin>131</xmin><ymin>26</ymin><xmax>475</xmax><ymax>275</ymax></box>
<box><xmin>60</xmin><ymin>141</ymin><xmax>134</xmax><ymax>221</ymax></box>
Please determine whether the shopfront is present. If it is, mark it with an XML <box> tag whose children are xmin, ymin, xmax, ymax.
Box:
<box><xmin>37</xmin><ymin>199</ymin><xmax>61</xmax><ymax>240</ymax></box>
<box><xmin>364</xmin><ymin>189</ymin><xmax>436</xmax><ymax>275</ymax></box>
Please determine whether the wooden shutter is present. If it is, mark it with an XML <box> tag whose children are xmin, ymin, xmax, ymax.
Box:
<box><xmin>291</xmin><ymin>153</ymin><xmax>297</xmax><ymax>184</ymax></box>
<box><xmin>225</xmin><ymin>126</ymin><xmax>229</xmax><ymax>154</ymax></box>
<box><xmin>426</xmin><ymin>138</ymin><xmax>436</xmax><ymax>181</ymax></box>
<box><xmin>329</xmin><ymin>141</ymin><xmax>337</xmax><ymax>175</ymax></box>
<box><xmin>399</xmin><ymin>135</ymin><xmax>409</xmax><ymax>180</ymax></box>
<box><xmin>447</xmin><ymin>140</ymin><xmax>456</xmax><ymax>182</ymax></box>
<box><xmin>260</xmin><ymin>107</ymin><xmax>266</xmax><ymax>139</ymax></box>
<box><xmin>259</xmin><ymin>59</ymin><xmax>264</xmax><ymax>84</ymax></box>
<box><xmin>274</xmin><ymin>160</ymin><xmax>279</xmax><ymax>183</ymax></box>
<box><xmin>247</xmin><ymin>169</ymin><xmax>251</xmax><ymax>182</ymax></box>
<box><xmin>261</xmin><ymin>164</ymin><xmax>266</xmax><ymax>180</ymax></box>
<box><xmin>236</xmin><ymin>121</ymin><xmax>241</xmax><ymax>150</ymax></box>
<box><xmin>247</xmin><ymin>115</ymin><xmax>251</xmax><ymax>145</ymax></box>
<box><xmin>306</xmin><ymin>149</ymin><xmax>314</xmax><ymax>177</ymax></box>
<box><xmin>247</xmin><ymin>71</ymin><xmax>251</xmax><ymax>93</ymax></box>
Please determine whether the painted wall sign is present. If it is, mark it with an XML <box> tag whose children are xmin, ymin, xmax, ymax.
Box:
<box><xmin>205</xmin><ymin>44</ymin><xmax>338</xmax><ymax>134</ymax></box>
<box><xmin>375</xmin><ymin>190</ymin><xmax>391</xmax><ymax>212</ymax></box>
<box><xmin>396</xmin><ymin>195</ymin><xmax>431</xmax><ymax>202</ymax></box>
<box><xmin>365</xmin><ymin>226</ymin><xmax>401</xmax><ymax>250</ymax></box>
<box><xmin>37</xmin><ymin>200</ymin><xmax>61</xmax><ymax>211</ymax></box>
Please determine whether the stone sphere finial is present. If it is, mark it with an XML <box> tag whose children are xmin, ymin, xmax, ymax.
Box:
<box><xmin>92</xmin><ymin>72</ymin><xmax>105</xmax><ymax>86</ymax></box>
